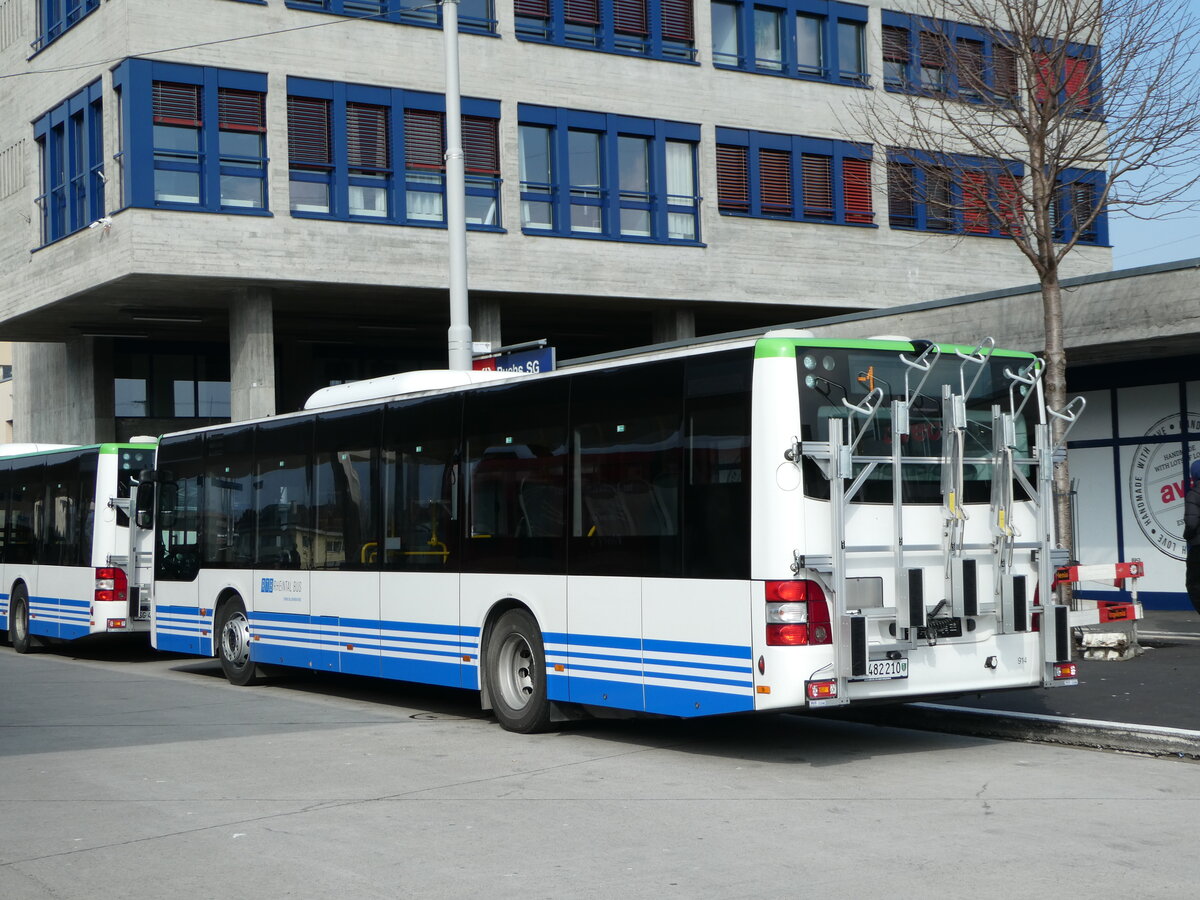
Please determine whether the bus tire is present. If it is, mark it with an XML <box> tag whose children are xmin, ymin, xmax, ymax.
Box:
<box><xmin>485</xmin><ymin>608</ymin><xmax>552</xmax><ymax>734</ymax></box>
<box><xmin>217</xmin><ymin>597</ymin><xmax>262</xmax><ymax>686</ymax></box>
<box><xmin>11</xmin><ymin>589</ymin><xmax>34</xmax><ymax>654</ymax></box>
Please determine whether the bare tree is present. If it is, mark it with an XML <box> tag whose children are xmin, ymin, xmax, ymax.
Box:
<box><xmin>854</xmin><ymin>0</ymin><xmax>1200</xmax><ymax>555</ymax></box>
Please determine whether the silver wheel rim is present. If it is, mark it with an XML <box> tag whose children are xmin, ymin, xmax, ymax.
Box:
<box><xmin>495</xmin><ymin>632</ymin><xmax>535</xmax><ymax>711</ymax></box>
<box><xmin>13</xmin><ymin>601</ymin><xmax>26</xmax><ymax>641</ymax></box>
<box><xmin>221</xmin><ymin>611</ymin><xmax>251</xmax><ymax>669</ymax></box>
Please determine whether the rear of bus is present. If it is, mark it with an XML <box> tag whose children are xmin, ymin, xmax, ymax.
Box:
<box><xmin>90</xmin><ymin>443</ymin><xmax>157</xmax><ymax>636</ymax></box>
<box><xmin>748</xmin><ymin>336</ymin><xmax>1071</xmax><ymax>712</ymax></box>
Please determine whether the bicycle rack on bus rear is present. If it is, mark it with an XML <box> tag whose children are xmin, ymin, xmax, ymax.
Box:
<box><xmin>794</xmin><ymin>338</ymin><xmax>1083</xmax><ymax>699</ymax></box>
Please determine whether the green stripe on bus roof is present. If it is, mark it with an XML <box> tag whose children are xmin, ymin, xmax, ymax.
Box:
<box><xmin>753</xmin><ymin>338</ymin><xmax>1036</xmax><ymax>359</ymax></box>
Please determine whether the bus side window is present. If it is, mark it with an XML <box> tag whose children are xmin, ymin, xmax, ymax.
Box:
<box><xmin>382</xmin><ymin>395</ymin><xmax>462</xmax><ymax>571</ymax></box>
<box><xmin>314</xmin><ymin>406</ymin><xmax>381</xmax><ymax>571</ymax></box>
<box><xmin>255</xmin><ymin>419</ymin><xmax>314</xmax><ymax>571</ymax></box>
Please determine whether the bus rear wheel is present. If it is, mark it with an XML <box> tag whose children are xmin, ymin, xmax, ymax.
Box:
<box><xmin>485</xmin><ymin>608</ymin><xmax>552</xmax><ymax>734</ymax></box>
<box><xmin>11</xmin><ymin>590</ymin><xmax>35</xmax><ymax>654</ymax></box>
<box><xmin>217</xmin><ymin>598</ymin><xmax>262</xmax><ymax>686</ymax></box>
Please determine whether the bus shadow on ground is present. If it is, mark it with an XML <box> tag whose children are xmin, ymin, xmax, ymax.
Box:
<box><xmin>177</xmin><ymin>661</ymin><xmax>1000</xmax><ymax>765</ymax></box>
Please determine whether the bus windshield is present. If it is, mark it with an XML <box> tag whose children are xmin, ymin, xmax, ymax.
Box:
<box><xmin>797</xmin><ymin>346</ymin><xmax>1040</xmax><ymax>503</ymax></box>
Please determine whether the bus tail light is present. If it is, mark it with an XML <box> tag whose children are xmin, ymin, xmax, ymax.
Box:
<box><xmin>1031</xmin><ymin>583</ymin><xmax>1041</xmax><ymax>632</ymax></box>
<box><xmin>1053</xmin><ymin>662</ymin><xmax>1078</xmax><ymax>680</ymax></box>
<box><xmin>806</xmin><ymin>679</ymin><xmax>838</xmax><ymax>700</ymax></box>
<box><xmin>766</xmin><ymin>580</ymin><xmax>832</xmax><ymax>646</ymax></box>
<box><xmin>95</xmin><ymin>567</ymin><xmax>128</xmax><ymax>605</ymax></box>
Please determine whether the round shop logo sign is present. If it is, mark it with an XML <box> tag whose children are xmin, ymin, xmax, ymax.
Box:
<box><xmin>1128</xmin><ymin>413</ymin><xmax>1200</xmax><ymax>561</ymax></box>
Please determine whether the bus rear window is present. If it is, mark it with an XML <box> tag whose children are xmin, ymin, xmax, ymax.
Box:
<box><xmin>797</xmin><ymin>348</ymin><xmax>1039</xmax><ymax>504</ymax></box>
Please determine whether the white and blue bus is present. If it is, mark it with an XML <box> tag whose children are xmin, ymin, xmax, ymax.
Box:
<box><xmin>1</xmin><ymin>442</ymin><xmax>157</xmax><ymax>652</ymax></box>
<box><xmin>146</xmin><ymin>332</ymin><xmax>1080</xmax><ymax>731</ymax></box>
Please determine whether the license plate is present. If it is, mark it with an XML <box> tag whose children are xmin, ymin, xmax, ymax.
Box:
<box><xmin>854</xmin><ymin>657</ymin><xmax>908</xmax><ymax>681</ymax></box>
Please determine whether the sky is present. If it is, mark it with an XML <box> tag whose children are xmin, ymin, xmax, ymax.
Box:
<box><xmin>1107</xmin><ymin>0</ymin><xmax>1200</xmax><ymax>270</ymax></box>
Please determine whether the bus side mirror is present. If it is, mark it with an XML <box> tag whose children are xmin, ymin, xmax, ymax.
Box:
<box><xmin>134</xmin><ymin>481</ymin><xmax>155</xmax><ymax>530</ymax></box>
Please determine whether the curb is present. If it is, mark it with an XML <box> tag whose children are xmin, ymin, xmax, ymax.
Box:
<box><xmin>829</xmin><ymin>702</ymin><xmax>1200</xmax><ymax>760</ymax></box>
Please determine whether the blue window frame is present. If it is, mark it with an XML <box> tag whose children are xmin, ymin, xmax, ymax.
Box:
<box><xmin>885</xmin><ymin>149</ymin><xmax>1025</xmax><ymax>238</ymax></box>
<box><xmin>710</xmin><ymin>0</ymin><xmax>866</xmax><ymax>85</ymax></box>
<box><xmin>33</xmin><ymin>80</ymin><xmax>104</xmax><ymax>246</ymax></box>
<box><xmin>287</xmin><ymin>77</ymin><xmax>501</xmax><ymax>230</ymax></box>
<box><xmin>516</xmin><ymin>0</ymin><xmax>697</xmax><ymax>63</ymax></box>
<box><xmin>1052</xmin><ymin>169</ymin><xmax>1107</xmax><ymax>246</ymax></box>
<box><xmin>714</xmin><ymin>128</ymin><xmax>873</xmax><ymax>226</ymax></box>
<box><xmin>112</xmin><ymin>60</ymin><xmax>269</xmax><ymax>216</ymax></box>
<box><xmin>285</xmin><ymin>0</ymin><xmax>497</xmax><ymax>36</ymax></box>
<box><xmin>34</xmin><ymin>0</ymin><xmax>100</xmax><ymax>53</ymax></box>
<box><xmin>881</xmin><ymin>12</ymin><xmax>1018</xmax><ymax>103</ymax></box>
<box><xmin>517</xmin><ymin>105</ymin><xmax>700</xmax><ymax>244</ymax></box>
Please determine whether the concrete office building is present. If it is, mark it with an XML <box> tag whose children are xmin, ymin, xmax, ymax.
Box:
<box><xmin>0</xmin><ymin>0</ymin><xmax>1112</xmax><ymax>443</ymax></box>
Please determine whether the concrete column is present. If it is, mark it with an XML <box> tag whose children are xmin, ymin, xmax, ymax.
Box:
<box><xmin>229</xmin><ymin>287</ymin><xmax>276</xmax><ymax>422</ymax></box>
<box><xmin>470</xmin><ymin>297</ymin><xmax>502</xmax><ymax>352</ymax></box>
<box><xmin>12</xmin><ymin>339</ymin><xmax>114</xmax><ymax>444</ymax></box>
<box><xmin>653</xmin><ymin>307</ymin><xmax>696</xmax><ymax>344</ymax></box>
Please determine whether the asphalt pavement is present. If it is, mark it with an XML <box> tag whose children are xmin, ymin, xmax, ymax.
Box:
<box><xmin>843</xmin><ymin>610</ymin><xmax>1200</xmax><ymax>758</ymax></box>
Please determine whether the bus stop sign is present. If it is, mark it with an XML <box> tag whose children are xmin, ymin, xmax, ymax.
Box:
<box><xmin>473</xmin><ymin>346</ymin><xmax>556</xmax><ymax>374</ymax></box>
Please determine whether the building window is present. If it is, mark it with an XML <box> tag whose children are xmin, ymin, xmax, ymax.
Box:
<box><xmin>517</xmin><ymin>105</ymin><xmax>700</xmax><ymax>244</ymax></box>
<box><xmin>1034</xmin><ymin>46</ymin><xmax>1098</xmax><ymax>115</ymax></box>
<box><xmin>287</xmin><ymin>77</ymin><xmax>501</xmax><ymax>229</ymax></box>
<box><xmin>712</xmin><ymin>1</ymin><xmax>867</xmax><ymax>86</ymax></box>
<box><xmin>1052</xmin><ymin>169</ymin><xmax>1107</xmax><ymax>245</ymax></box>
<box><xmin>113</xmin><ymin>60</ymin><xmax>269</xmax><ymax>216</ymax></box>
<box><xmin>34</xmin><ymin>0</ymin><xmax>100</xmax><ymax>53</ymax></box>
<box><xmin>517</xmin><ymin>0</ymin><xmax>696</xmax><ymax>63</ymax></box>
<box><xmin>886</xmin><ymin>150</ymin><xmax>1026</xmax><ymax>239</ymax></box>
<box><xmin>882</xmin><ymin>12</ymin><xmax>1022</xmax><ymax>104</ymax></box>
<box><xmin>285</xmin><ymin>0</ymin><xmax>497</xmax><ymax>35</ymax></box>
<box><xmin>715</xmin><ymin>128</ymin><xmax>873</xmax><ymax>226</ymax></box>
<box><xmin>33</xmin><ymin>80</ymin><xmax>104</xmax><ymax>247</ymax></box>
<box><xmin>113</xmin><ymin>344</ymin><xmax>231</xmax><ymax>420</ymax></box>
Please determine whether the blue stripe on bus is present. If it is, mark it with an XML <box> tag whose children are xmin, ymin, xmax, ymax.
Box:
<box><xmin>569</xmin><ymin>662</ymin><xmax>752</xmax><ymax>690</ymax></box>
<box><xmin>645</xmin><ymin>684</ymin><xmax>755</xmax><ymax>717</ymax></box>
<box><xmin>549</xmin><ymin>631</ymin><xmax>752</xmax><ymax>660</ymax></box>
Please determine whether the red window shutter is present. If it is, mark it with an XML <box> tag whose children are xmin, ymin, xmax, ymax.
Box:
<box><xmin>759</xmin><ymin>148</ymin><xmax>792</xmax><ymax>217</ymax></box>
<box><xmin>715</xmin><ymin>144</ymin><xmax>749</xmax><ymax>212</ymax></box>
<box><xmin>1033</xmin><ymin>52</ymin><xmax>1054</xmax><ymax>104</ymax></box>
<box><xmin>404</xmin><ymin>108</ymin><xmax>444</xmax><ymax>171</ymax></box>
<box><xmin>462</xmin><ymin>116</ymin><xmax>499</xmax><ymax>175</ymax></box>
<box><xmin>347</xmin><ymin>102</ymin><xmax>390</xmax><ymax>171</ymax></box>
<box><xmin>514</xmin><ymin>0</ymin><xmax>550</xmax><ymax>18</ymax></box>
<box><xmin>614</xmin><ymin>0</ymin><xmax>647</xmax><ymax>35</ymax></box>
<box><xmin>998</xmin><ymin>174</ymin><xmax>1023</xmax><ymax>236</ymax></box>
<box><xmin>993</xmin><ymin>45</ymin><xmax>1018</xmax><ymax>97</ymax></box>
<box><xmin>957</xmin><ymin>39</ymin><xmax>984</xmax><ymax>91</ymax></box>
<box><xmin>1064</xmin><ymin>56</ymin><xmax>1090</xmax><ymax>108</ymax></box>
<box><xmin>564</xmin><ymin>0</ymin><xmax>599</xmax><ymax>25</ymax></box>
<box><xmin>962</xmin><ymin>170</ymin><xmax>989</xmax><ymax>234</ymax></box>
<box><xmin>919</xmin><ymin>31</ymin><xmax>947</xmax><ymax>69</ymax></box>
<box><xmin>660</xmin><ymin>0</ymin><xmax>694</xmax><ymax>44</ymax></box>
<box><xmin>842</xmin><ymin>157</ymin><xmax>873</xmax><ymax>224</ymax></box>
<box><xmin>800</xmin><ymin>154</ymin><xmax>832</xmax><ymax>219</ymax></box>
<box><xmin>882</xmin><ymin>26</ymin><xmax>909</xmax><ymax>63</ymax></box>
<box><xmin>287</xmin><ymin>96</ymin><xmax>331</xmax><ymax>168</ymax></box>
<box><xmin>153</xmin><ymin>82</ymin><xmax>201</xmax><ymax>126</ymax></box>
<box><xmin>218</xmin><ymin>89</ymin><xmax>266</xmax><ymax>133</ymax></box>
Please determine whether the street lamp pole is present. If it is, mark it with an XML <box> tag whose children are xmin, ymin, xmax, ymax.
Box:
<box><xmin>440</xmin><ymin>0</ymin><xmax>472</xmax><ymax>371</ymax></box>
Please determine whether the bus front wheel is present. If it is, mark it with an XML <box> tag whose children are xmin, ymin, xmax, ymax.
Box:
<box><xmin>11</xmin><ymin>590</ymin><xmax>35</xmax><ymax>654</ymax></box>
<box><xmin>217</xmin><ymin>598</ymin><xmax>261</xmax><ymax>686</ymax></box>
<box><xmin>485</xmin><ymin>608</ymin><xmax>552</xmax><ymax>734</ymax></box>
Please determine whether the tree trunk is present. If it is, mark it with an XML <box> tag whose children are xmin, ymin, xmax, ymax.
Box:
<box><xmin>1041</xmin><ymin>273</ymin><xmax>1076</xmax><ymax>569</ymax></box>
